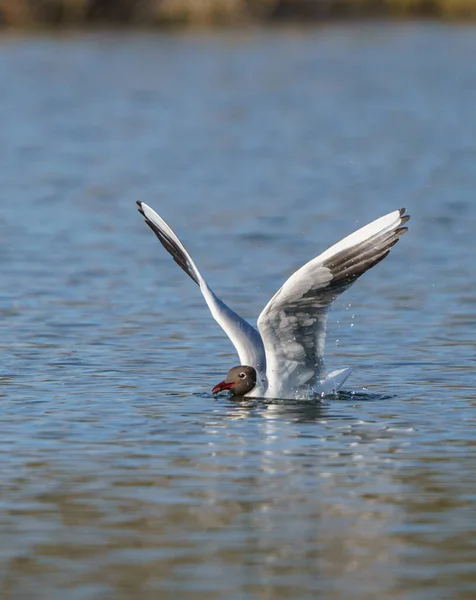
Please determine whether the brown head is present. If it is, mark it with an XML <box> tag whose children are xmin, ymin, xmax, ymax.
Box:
<box><xmin>212</xmin><ymin>365</ymin><xmax>257</xmax><ymax>397</ymax></box>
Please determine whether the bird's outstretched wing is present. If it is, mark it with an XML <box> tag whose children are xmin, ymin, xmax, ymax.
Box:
<box><xmin>136</xmin><ymin>202</ymin><xmax>266</xmax><ymax>373</ymax></box>
<box><xmin>257</xmin><ymin>208</ymin><xmax>410</xmax><ymax>398</ymax></box>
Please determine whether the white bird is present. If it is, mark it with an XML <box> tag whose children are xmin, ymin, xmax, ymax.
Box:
<box><xmin>136</xmin><ymin>202</ymin><xmax>410</xmax><ymax>399</ymax></box>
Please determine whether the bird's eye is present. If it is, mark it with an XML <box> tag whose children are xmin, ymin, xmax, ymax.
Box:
<box><xmin>239</xmin><ymin>372</ymin><xmax>246</xmax><ymax>379</ymax></box>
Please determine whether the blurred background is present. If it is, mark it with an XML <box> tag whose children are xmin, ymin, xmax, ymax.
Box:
<box><xmin>1</xmin><ymin>4</ymin><xmax>476</xmax><ymax>600</ymax></box>
<box><xmin>1</xmin><ymin>0</ymin><xmax>476</xmax><ymax>26</ymax></box>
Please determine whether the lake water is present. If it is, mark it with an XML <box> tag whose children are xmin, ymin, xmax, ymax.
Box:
<box><xmin>1</xmin><ymin>23</ymin><xmax>475</xmax><ymax>599</ymax></box>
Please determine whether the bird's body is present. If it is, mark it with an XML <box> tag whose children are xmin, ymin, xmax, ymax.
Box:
<box><xmin>137</xmin><ymin>202</ymin><xmax>409</xmax><ymax>399</ymax></box>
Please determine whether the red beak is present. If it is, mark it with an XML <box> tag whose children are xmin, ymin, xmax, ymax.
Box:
<box><xmin>212</xmin><ymin>380</ymin><xmax>235</xmax><ymax>395</ymax></box>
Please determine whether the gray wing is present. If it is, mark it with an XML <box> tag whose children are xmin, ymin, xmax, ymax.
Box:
<box><xmin>257</xmin><ymin>208</ymin><xmax>410</xmax><ymax>398</ymax></box>
<box><xmin>137</xmin><ymin>202</ymin><xmax>266</xmax><ymax>374</ymax></box>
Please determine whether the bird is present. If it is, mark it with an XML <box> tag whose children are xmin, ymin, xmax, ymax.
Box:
<box><xmin>136</xmin><ymin>201</ymin><xmax>410</xmax><ymax>399</ymax></box>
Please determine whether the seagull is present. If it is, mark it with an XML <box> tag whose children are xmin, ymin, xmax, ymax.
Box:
<box><xmin>136</xmin><ymin>202</ymin><xmax>410</xmax><ymax>399</ymax></box>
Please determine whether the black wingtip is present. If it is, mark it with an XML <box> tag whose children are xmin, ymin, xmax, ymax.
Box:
<box><xmin>395</xmin><ymin>226</ymin><xmax>409</xmax><ymax>237</ymax></box>
<box><xmin>399</xmin><ymin>208</ymin><xmax>411</xmax><ymax>226</ymax></box>
<box><xmin>137</xmin><ymin>203</ymin><xmax>148</xmax><ymax>222</ymax></box>
<box><xmin>136</xmin><ymin>204</ymin><xmax>200</xmax><ymax>286</ymax></box>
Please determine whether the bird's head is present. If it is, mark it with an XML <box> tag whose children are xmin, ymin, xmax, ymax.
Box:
<box><xmin>212</xmin><ymin>365</ymin><xmax>257</xmax><ymax>397</ymax></box>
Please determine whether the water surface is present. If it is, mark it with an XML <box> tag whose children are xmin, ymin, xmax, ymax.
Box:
<box><xmin>1</xmin><ymin>24</ymin><xmax>476</xmax><ymax>599</ymax></box>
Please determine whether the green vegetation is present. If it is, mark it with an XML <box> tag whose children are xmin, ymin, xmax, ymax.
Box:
<box><xmin>0</xmin><ymin>0</ymin><xmax>475</xmax><ymax>27</ymax></box>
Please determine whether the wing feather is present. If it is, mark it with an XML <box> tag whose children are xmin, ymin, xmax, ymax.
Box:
<box><xmin>137</xmin><ymin>202</ymin><xmax>266</xmax><ymax>373</ymax></box>
<box><xmin>257</xmin><ymin>208</ymin><xmax>410</xmax><ymax>398</ymax></box>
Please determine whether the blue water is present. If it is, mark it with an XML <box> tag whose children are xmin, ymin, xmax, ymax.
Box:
<box><xmin>1</xmin><ymin>24</ymin><xmax>475</xmax><ymax>599</ymax></box>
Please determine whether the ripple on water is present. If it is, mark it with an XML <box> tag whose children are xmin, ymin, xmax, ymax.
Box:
<box><xmin>1</xmin><ymin>24</ymin><xmax>476</xmax><ymax>600</ymax></box>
